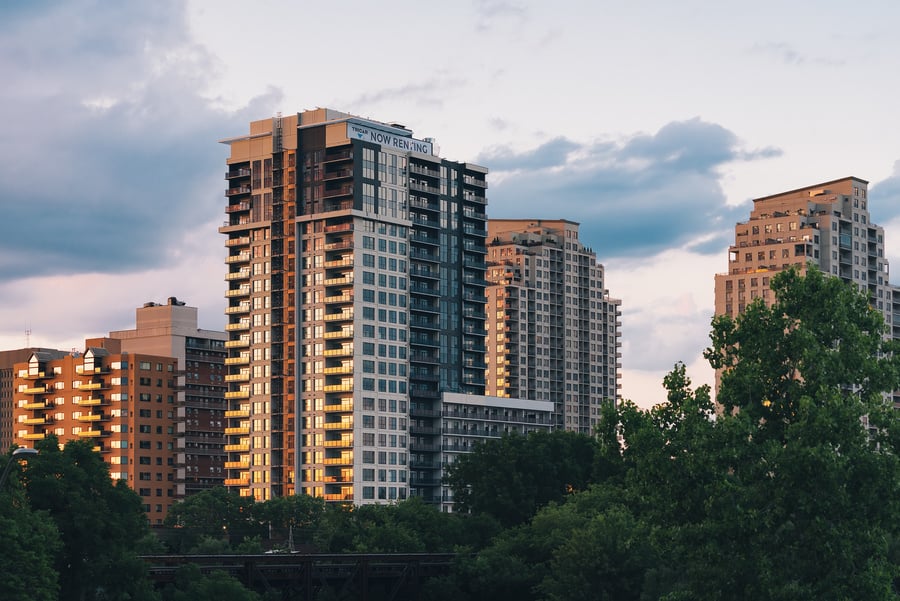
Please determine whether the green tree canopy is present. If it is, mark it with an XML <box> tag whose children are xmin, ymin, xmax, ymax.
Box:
<box><xmin>445</xmin><ymin>429</ymin><xmax>599</xmax><ymax>527</ymax></box>
<box><xmin>24</xmin><ymin>435</ymin><xmax>158</xmax><ymax>601</ymax></box>
<box><xmin>163</xmin><ymin>486</ymin><xmax>259</xmax><ymax>553</ymax></box>
<box><xmin>0</xmin><ymin>451</ymin><xmax>60</xmax><ymax>601</ymax></box>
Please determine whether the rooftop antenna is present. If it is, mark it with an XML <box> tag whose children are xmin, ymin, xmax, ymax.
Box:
<box><xmin>25</xmin><ymin>327</ymin><xmax>31</xmax><ymax>348</ymax></box>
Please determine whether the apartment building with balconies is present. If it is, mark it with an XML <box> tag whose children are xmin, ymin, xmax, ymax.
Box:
<box><xmin>109</xmin><ymin>297</ymin><xmax>227</xmax><ymax>497</ymax></box>
<box><xmin>12</xmin><ymin>339</ymin><xmax>179</xmax><ymax>524</ymax></box>
<box><xmin>485</xmin><ymin>220</ymin><xmax>622</xmax><ymax>433</ymax></box>
<box><xmin>714</xmin><ymin>176</ymin><xmax>900</xmax><ymax>406</ymax></box>
<box><xmin>220</xmin><ymin>109</ymin><xmax>488</xmax><ymax>504</ymax></box>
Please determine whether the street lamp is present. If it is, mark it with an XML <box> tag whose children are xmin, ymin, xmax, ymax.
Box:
<box><xmin>0</xmin><ymin>448</ymin><xmax>39</xmax><ymax>490</ymax></box>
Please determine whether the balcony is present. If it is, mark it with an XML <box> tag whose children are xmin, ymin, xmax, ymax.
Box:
<box><xmin>322</xmin><ymin>493</ymin><xmax>353</xmax><ymax>501</ymax></box>
<box><xmin>23</xmin><ymin>417</ymin><xmax>47</xmax><ymax>425</ymax></box>
<box><xmin>323</xmin><ymin>420</ymin><xmax>353</xmax><ymax>430</ymax></box>
<box><xmin>323</xmin><ymin>365</ymin><xmax>353</xmax><ymax>375</ymax></box>
<box><xmin>22</xmin><ymin>385</ymin><xmax>50</xmax><ymax>395</ymax></box>
<box><xmin>226</xmin><ymin>252</ymin><xmax>251</xmax><ymax>264</ymax></box>
<box><xmin>324</xmin><ymin>311</ymin><xmax>354</xmax><ymax>322</ymax></box>
<box><xmin>323</xmin><ymin>329</ymin><xmax>353</xmax><ymax>340</ymax></box>
<box><xmin>225</xmin><ymin>321</ymin><xmax>250</xmax><ymax>332</ymax></box>
<box><xmin>323</xmin><ymin>185</ymin><xmax>353</xmax><ymax>199</ymax></box>
<box><xmin>22</xmin><ymin>433</ymin><xmax>45</xmax><ymax>441</ymax></box>
<box><xmin>225</xmin><ymin>202</ymin><xmax>251</xmax><ymax>214</ymax></box>
<box><xmin>323</xmin><ymin>439</ymin><xmax>353</xmax><ymax>448</ymax></box>
<box><xmin>224</xmin><ymin>460</ymin><xmax>250</xmax><ymax>469</ymax></box>
<box><xmin>22</xmin><ymin>400</ymin><xmax>49</xmax><ymax>410</ymax></box>
<box><xmin>323</xmin><ymin>383</ymin><xmax>353</xmax><ymax>393</ymax></box>
<box><xmin>224</xmin><ymin>443</ymin><xmax>250</xmax><ymax>452</ymax></box>
<box><xmin>21</xmin><ymin>371</ymin><xmax>46</xmax><ymax>380</ymax></box>
<box><xmin>225</xmin><ymin>286</ymin><xmax>250</xmax><ymax>298</ymax></box>
<box><xmin>225</xmin><ymin>303</ymin><xmax>251</xmax><ymax>315</ymax></box>
<box><xmin>78</xmin><ymin>381</ymin><xmax>109</xmax><ymax>391</ymax></box>
<box><xmin>224</xmin><ymin>373</ymin><xmax>250</xmax><ymax>382</ymax></box>
<box><xmin>323</xmin><ymin>276</ymin><xmax>353</xmax><ymax>286</ymax></box>
<box><xmin>225</xmin><ymin>425</ymin><xmax>250</xmax><ymax>435</ymax></box>
<box><xmin>323</xmin><ymin>455</ymin><xmax>353</xmax><ymax>466</ymax></box>
<box><xmin>225</xmin><ymin>408</ymin><xmax>250</xmax><ymax>418</ymax></box>
<box><xmin>225</xmin><ymin>356</ymin><xmax>250</xmax><ymax>365</ymax></box>
<box><xmin>225</xmin><ymin>186</ymin><xmax>251</xmax><ymax>197</ymax></box>
<box><xmin>225</xmin><ymin>236</ymin><xmax>251</xmax><ymax>247</ymax></box>
<box><xmin>225</xmin><ymin>269</ymin><xmax>251</xmax><ymax>281</ymax></box>
<box><xmin>77</xmin><ymin>430</ymin><xmax>106</xmax><ymax>438</ymax></box>
<box><xmin>323</xmin><ymin>346</ymin><xmax>353</xmax><ymax>357</ymax></box>
<box><xmin>224</xmin><ymin>338</ymin><xmax>250</xmax><ymax>348</ymax></box>
<box><xmin>225</xmin><ymin>390</ymin><xmax>250</xmax><ymax>399</ymax></box>
<box><xmin>224</xmin><ymin>477</ymin><xmax>250</xmax><ymax>487</ymax></box>
<box><xmin>324</xmin><ymin>401</ymin><xmax>354</xmax><ymax>412</ymax></box>
<box><xmin>77</xmin><ymin>414</ymin><xmax>107</xmax><ymax>422</ymax></box>
<box><xmin>225</xmin><ymin>168</ymin><xmax>251</xmax><ymax>179</ymax></box>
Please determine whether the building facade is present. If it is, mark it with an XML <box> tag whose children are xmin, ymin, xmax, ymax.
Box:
<box><xmin>109</xmin><ymin>297</ymin><xmax>227</xmax><ymax>497</ymax></box>
<box><xmin>12</xmin><ymin>340</ymin><xmax>179</xmax><ymax>524</ymax></box>
<box><xmin>715</xmin><ymin>177</ymin><xmax>893</xmax><ymax>320</ymax></box>
<box><xmin>221</xmin><ymin>109</ymin><xmax>489</xmax><ymax>503</ymax></box>
<box><xmin>439</xmin><ymin>392</ymin><xmax>553</xmax><ymax>507</ymax></box>
<box><xmin>1</xmin><ymin>347</ymin><xmax>61</xmax><ymax>450</ymax></box>
<box><xmin>714</xmin><ymin>176</ymin><xmax>899</xmax><ymax>404</ymax></box>
<box><xmin>485</xmin><ymin>220</ymin><xmax>622</xmax><ymax>433</ymax></box>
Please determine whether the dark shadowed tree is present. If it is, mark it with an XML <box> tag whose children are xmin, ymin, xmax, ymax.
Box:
<box><xmin>445</xmin><ymin>430</ymin><xmax>598</xmax><ymax>527</ymax></box>
<box><xmin>24</xmin><ymin>435</ymin><xmax>159</xmax><ymax>601</ymax></box>
<box><xmin>0</xmin><ymin>451</ymin><xmax>60</xmax><ymax>601</ymax></box>
<box><xmin>163</xmin><ymin>486</ymin><xmax>259</xmax><ymax>553</ymax></box>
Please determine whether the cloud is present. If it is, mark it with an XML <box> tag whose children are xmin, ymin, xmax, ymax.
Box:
<box><xmin>482</xmin><ymin>118</ymin><xmax>781</xmax><ymax>258</ymax></box>
<box><xmin>473</xmin><ymin>0</ymin><xmax>527</xmax><ymax>30</ymax></box>
<box><xmin>750</xmin><ymin>42</ymin><xmax>844</xmax><ymax>67</ymax></box>
<box><xmin>869</xmin><ymin>160</ymin><xmax>900</xmax><ymax>224</ymax></box>
<box><xmin>342</xmin><ymin>78</ymin><xmax>466</xmax><ymax>112</ymax></box>
<box><xmin>0</xmin><ymin>0</ymin><xmax>279</xmax><ymax>281</ymax></box>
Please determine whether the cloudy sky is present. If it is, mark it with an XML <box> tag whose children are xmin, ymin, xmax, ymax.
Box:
<box><xmin>3</xmin><ymin>0</ymin><xmax>900</xmax><ymax>408</ymax></box>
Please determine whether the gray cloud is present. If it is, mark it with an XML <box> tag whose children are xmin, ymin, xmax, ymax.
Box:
<box><xmin>750</xmin><ymin>42</ymin><xmax>845</xmax><ymax>67</ymax></box>
<box><xmin>0</xmin><ymin>0</ymin><xmax>279</xmax><ymax>280</ymax></box>
<box><xmin>869</xmin><ymin>160</ymin><xmax>900</xmax><ymax>223</ymax></box>
<box><xmin>481</xmin><ymin>118</ymin><xmax>778</xmax><ymax>259</ymax></box>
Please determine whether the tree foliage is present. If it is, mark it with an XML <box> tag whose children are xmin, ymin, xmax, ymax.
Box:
<box><xmin>0</xmin><ymin>453</ymin><xmax>60</xmax><ymax>601</ymax></box>
<box><xmin>443</xmin><ymin>267</ymin><xmax>900</xmax><ymax>600</ymax></box>
<box><xmin>24</xmin><ymin>435</ymin><xmax>159</xmax><ymax>601</ymax></box>
<box><xmin>445</xmin><ymin>429</ymin><xmax>599</xmax><ymax>527</ymax></box>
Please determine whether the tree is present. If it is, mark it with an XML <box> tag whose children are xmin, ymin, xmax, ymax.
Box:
<box><xmin>163</xmin><ymin>486</ymin><xmax>258</xmax><ymax>553</ymax></box>
<box><xmin>445</xmin><ymin>430</ymin><xmax>598</xmax><ymax>527</ymax></box>
<box><xmin>24</xmin><ymin>435</ymin><xmax>159</xmax><ymax>601</ymax></box>
<box><xmin>0</xmin><ymin>453</ymin><xmax>60</xmax><ymax>601</ymax></box>
<box><xmin>251</xmin><ymin>492</ymin><xmax>325</xmax><ymax>551</ymax></box>
<box><xmin>686</xmin><ymin>267</ymin><xmax>900</xmax><ymax>599</ymax></box>
<box><xmin>161</xmin><ymin>564</ymin><xmax>260</xmax><ymax>601</ymax></box>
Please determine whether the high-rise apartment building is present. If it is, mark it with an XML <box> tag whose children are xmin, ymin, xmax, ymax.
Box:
<box><xmin>1</xmin><ymin>347</ymin><xmax>61</xmax><ymax>450</ymax></box>
<box><xmin>485</xmin><ymin>220</ymin><xmax>622</xmax><ymax>432</ymax></box>
<box><xmin>12</xmin><ymin>339</ymin><xmax>179</xmax><ymax>524</ymax></box>
<box><xmin>109</xmin><ymin>297</ymin><xmax>227</xmax><ymax>496</ymax></box>
<box><xmin>715</xmin><ymin>177</ymin><xmax>900</xmax><ymax>406</ymax></box>
<box><xmin>715</xmin><ymin>177</ymin><xmax>893</xmax><ymax>323</ymax></box>
<box><xmin>220</xmin><ymin>109</ymin><xmax>488</xmax><ymax>503</ymax></box>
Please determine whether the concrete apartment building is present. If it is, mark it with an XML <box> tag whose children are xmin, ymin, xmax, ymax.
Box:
<box><xmin>1</xmin><ymin>347</ymin><xmax>61</xmax><ymax>450</ymax></box>
<box><xmin>485</xmin><ymin>220</ymin><xmax>622</xmax><ymax>433</ymax></box>
<box><xmin>715</xmin><ymin>176</ymin><xmax>899</xmax><ymax>405</ymax></box>
<box><xmin>12</xmin><ymin>340</ymin><xmax>179</xmax><ymax>524</ymax></box>
<box><xmin>220</xmin><ymin>109</ymin><xmax>491</xmax><ymax>504</ymax></box>
<box><xmin>109</xmin><ymin>297</ymin><xmax>227</xmax><ymax>497</ymax></box>
<box><xmin>715</xmin><ymin>177</ymin><xmax>894</xmax><ymax>321</ymax></box>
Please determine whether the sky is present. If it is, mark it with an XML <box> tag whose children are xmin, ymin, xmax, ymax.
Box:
<box><xmin>3</xmin><ymin>0</ymin><xmax>900</xmax><ymax>408</ymax></box>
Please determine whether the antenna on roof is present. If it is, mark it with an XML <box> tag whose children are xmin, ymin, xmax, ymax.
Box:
<box><xmin>25</xmin><ymin>327</ymin><xmax>31</xmax><ymax>348</ymax></box>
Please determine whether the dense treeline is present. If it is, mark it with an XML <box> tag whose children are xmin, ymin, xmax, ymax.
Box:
<box><xmin>4</xmin><ymin>267</ymin><xmax>900</xmax><ymax>600</ymax></box>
